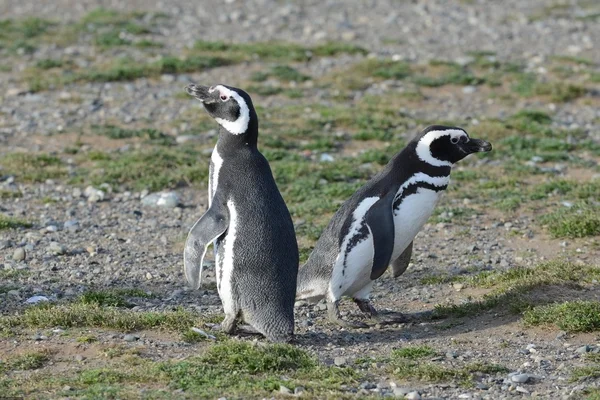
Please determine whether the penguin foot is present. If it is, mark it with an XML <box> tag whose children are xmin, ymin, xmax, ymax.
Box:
<box><xmin>327</xmin><ymin>300</ymin><xmax>369</xmax><ymax>329</ymax></box>
<box><xmin>353</xmin><ymin>298</ymin><xmax>378</xmax><ymax>318</ymax></box>
<box><xmin>220</xmin><ymin>314</ymin><xmax>238</xmax><ymax>334</ymax></box>
<box><xmin>372</xmin><ymin>311</ymin><xmax>408</xmax><ymax>325</ymax></box>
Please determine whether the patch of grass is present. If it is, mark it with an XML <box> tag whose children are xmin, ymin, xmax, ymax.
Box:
<box><xmin>76</xmin><ymin>147</ymin><xmax>209</xmax><ymax>191</ymax></box>
<box><xmin>0</xmin><ymin>350</ymin><xmax>52</xmax><ymax>373</ymax></box>
<box><xmin>523</xmin><ymin>301</ymin><xmax>600</xmax><ymax>333</ymax></box>
<box><xmin>0</xmin><ymin>189</ymin><xmax>22</xmax><ymax>199</ymax></box>
<box><xmin>193</xmin><ymin>40</ymin><xmax>366</xmax><ymax>62</ymax></box>
<box><xmin>541</xmin><ymin>204</ymin><xmax>600</xmax><ymax>238</ymax></box>
<box><xmin>420</xmin><ymin>274</ymin><xmax>462</xmax><ymax>285</ymax></box>
<box><xmin>0</xmin><ymin>302</ymin><xmax>207</xmax><ymax>333</ymax></box>
<box><xmin>390</xmin><ymin>355</ymin><xmax>507</xmax><ymax>385</ymax></box>
<box><xmin>35</xmin><ymin>58</ymin><xmax>64</xmax><ymax>69</ymax></box>
<box><xmin>512</xmin><ymin>73</ymin><xmax>587</xmax><ymax>102</ymax></box>
<box><xmin>0</xmin><ymin>153</ymin><xmax>67</xmax><ymax>182</ymax></box>
<box><xmin>79</xmin><ymin>288</ymin><xmax>152</xmax><ymax>308</ymax></box>
<box><xmin>270</xmin><ymin>65</ymin><xmax>310</xmax><ymax>82</ymax></box>
<box><xmin>393</xmin><ymin>346</ymin><xmax>437</xmax><ymax>360</ymax></box>
<box><xmin>76</xmin><ymin>335</ymin><xmax>98</xmax><ymax>344</ymax></box>
<box><xmin>0</xmin><ymin>214</ymin><xmax>32</xmax><ymax>230</ymax></box>
<box><xmin>433</xmin><ymin>261</ymin><xmax>600</xmax><ymax>319</ymax></box>
<box><xmin>413</xmin><ymin>62</ymin><xmax>485</xmax><ymax>87</ymax></box>
<box><xmin>91</xmin><ymin>125</ymin><xmax>175</xmax><ymax>146</ymax></box>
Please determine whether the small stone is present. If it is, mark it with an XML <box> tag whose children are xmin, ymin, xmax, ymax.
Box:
<box><xmin>64</xmin><ymin>220</ymin><xmax>80</xmax><ymax>232</ymax></box>
<box><xmin>458</xmin><ymin>394</ymin><xmax>472</xmax><ymax>399</ymax></box>
<box><xmin>360</xmin><ymin>382</ymin><xmax>376</xmax><ymax>390</ymax></box>
<box><xmin>141</xmin><ymin>191</ymin><xmax>180</xmax><ymax>209</ymax></box>
<box><xmin>12</xmin><ymin>247</ymin><xmax>26</xmax><ymax>261</ymax></box>
<box><xmin>294</xmin><ymin>386</ymin><xmax>305</xmax><ymax>395</ymax></box>
<box><xmin>334</xmin><ymin>356</ymin><xmax>347</xmax><ymax>366</ymax></box>
<box><xmin>510</xmin><ymin>373</ymin><xmax>530</xmax><ymax>384</ymax></box>
<box><xmin>462</xmin><ymin>85</ymin><xmax>476</xmax><ymax>94</ymax></box>
<box><xmin>146</xmin><ymin>272</ymin><xmax>153</xmax><ymax>280</ymax></box>
<box><xmin>74</xmin><ymin>354</ymin><xmax>85</xmax><ymax>362</ymax></box>
<box><xmin>405</xmin><ymin>391</ymin><xmax>421</xmax><ymax>400</ymax></box>
<box><xmin>0</xmin><ymin>240</ymin><xmax>12</xmax><ymax>250</ymax></box>
<box><xmin>476</xmin><ymin>383</ymin><xmax>489</xmax><ymax>390</ymax></box>
<box><xmin>62</xmin><ymin>385</ymin><xmax>72</xmax><ymax>391</ymax></box>
<box><xmin>45</xmin><ymin>225</ymin><xmax>58</xmax><ymax>232</ymax></box>
<box><xmin>516</xmin><ymin>386</ymin><xmax>530</xmax><ymax>394</ymax></box>
<box><xmin>47</xmin><ymin>242</ymin><xmax>67</xmax><ymax>255</ymax></box>
<box><xmin>575</xmin><ymin>345</ymin><xmax>590</xmax><ymax>354</ymax></box>
<box><xmin>452</xmin><ymin>283</ymin><xmax>464</xmax><ymax>292</ymax></box>
<box><xmin>320</xmin><ymin>153</ymin><xmax>334</xmax><ymax>162</ymax></box>
<box><xmin>123</xmin><ymin>334</ymin><xmax>139</xmax><ymax>342</ymax></box>
<box><xmin>279</xmin><ymin>385</ymin><xmax>292</xmax><ymax>395</ymax></box>
<box><xmin>315</xmin><ymin>303</ymin><xmax>327</xmax><ymax>311</ymax></box>
<box><xmin>84</xmin><ymin>186</ymin><xmax>105</xmax><ymax>203</ymax></box>
<box><xmin>26</xmin><ymin>295</ymin><xmax>49</xmax><ymax>304</ymax></box>
<box><xmin>446</xmin><ymin>351</ymin><xmax>458</xmax><ymax>359</ymax></box>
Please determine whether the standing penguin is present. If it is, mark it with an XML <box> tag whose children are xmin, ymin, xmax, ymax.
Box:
<box><xmin>296</xmin><ymin>126</ymin><xmax>491</xmax><ymax>327</ymax></box>
<box><xmin>183</xmin><ymin>83</ymin><xmax>299</xmax><ymax>342</ymax></box>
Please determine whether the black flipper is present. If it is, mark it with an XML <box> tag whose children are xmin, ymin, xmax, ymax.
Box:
<box><xmin>391</xmin><ymin>241</ymin><xmax>413</xmax><ymax>278</ymax></box>
<box><xmin>367</xmin><ymin>192</ymin><xmax>396</xmax><ymax>280</ymax></box>
<box><xmin>183</xmin><ymin>198</ymin><xmax>229</xmax><ymax>290</ymax></box>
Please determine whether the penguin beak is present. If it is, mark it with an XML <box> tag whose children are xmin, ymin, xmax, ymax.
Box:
<box><xmin>185</xmin><ymin>84</ymin><xmax>218</xmax><ymax>104</ymax></box>
<box><xmin>464</xmin><ymin>138</ymin><xmax>492</xmax><ymax>153</ymax></box>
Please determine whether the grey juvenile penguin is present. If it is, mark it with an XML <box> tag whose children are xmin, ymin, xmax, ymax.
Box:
<box><xmin>184</xmin><ymin>84</ymin><xmax>299</xmax><ymax>342</ymax></box>
<box><xmin>296</xmin><ymin>126</ymin><xmax>492</xmax><ymax>327</ymax></box>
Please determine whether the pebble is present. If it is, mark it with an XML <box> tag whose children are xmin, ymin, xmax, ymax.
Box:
<box><xmin>84</xmin><ymin>186</ymin><xmax>105</xmax><ymax>203</ymax></box>
<box><xmin>294</xmin><ymin>386</ymin><xmax>305</xmax><ymax>395</ymax></box>
<box><xmin>25</xmin><ymin>295</ymin><xmax>49</xmax><ymax>304</ymax></box>
<box><xmin>405</xmin><ymin>391</ymin><xmax>421</xmax><ymax>400</ymax></box>
<box><xmin>12</xmin><ymin>247</ymin><xmax>26</xmax><ymax>261</ymax></box>
<box><xmin>0</xmin><ymin>240</ymin><xmax>12</xmax><ymax>250</ymax></box>
<box><xmin>47</xmin><ymin>242</ymin><xmax>67</xmax><ymax>255</ymax></box>
<box><xmin>320</xmin><ymin>153</ymin><xmax>334</xmax><ymax>162</ymax></box>
<box><xmin>141</xmin><ymin>191</ymin><xmax>180</xmax><ymax>209</ymax></box>
<box><xmin>510</xmin><ymin>373</ymin><xmax>530</xmax><ymax>384</ymax></box>
<box><xmin>334</xmin><ymin>356</ymin><xmax>347</xmax><ymax>366</ymax></box>
<box><xmin>279</xmin><ymin>385</ymin><xmax>292</xmax><ymax>395</ymax></box>
<box><xmin>74</xmin><ymin>354</ymin><xmax>85</xmax><ymax>362</ymax></box>
<box><xmin>64</xmin><ymin>219</ymin><xmax>80</xmax><ymax>232</ymax></box>
<box><xmin>123</xmin><ymin>334</ymin><xmax>139</xmax><ymax>342</ymax></box>
<box><xmin>575</xmin><ymin>345</ymin><xmax>590</xmax><ymax>354</ymax></box>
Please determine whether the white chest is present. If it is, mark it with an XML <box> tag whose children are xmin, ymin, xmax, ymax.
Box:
<box><xmin>391</xmin><ymin>187</ymin><xmax>443</xmax><ymax>260</ymax></box>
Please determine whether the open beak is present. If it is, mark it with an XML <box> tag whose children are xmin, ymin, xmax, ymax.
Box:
<box><xmin>465</xmin><ymin>138</ymin><xmax>492</xmax><ymax>153</ymax></box>
<box><xmin>185</xmin><ymin>84</ymin><xmax>218</xmax><ymax>104</ymax></box>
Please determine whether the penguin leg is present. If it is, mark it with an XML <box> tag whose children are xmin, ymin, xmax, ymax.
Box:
<box><xmin>327</xmin><ymin>299</ymin><xmax>368</xmax><ymax>329</ymax></box>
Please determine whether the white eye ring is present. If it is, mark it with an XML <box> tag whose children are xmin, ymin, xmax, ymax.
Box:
<box><xmin>220</xmin><ymin>95</ymin><xmax>229</xmax><ymax>101</ymax></box>
<box><xmin>451</xmin><ymin>137</ymin><xmax>459</xmax><ymax>144</ymax></box>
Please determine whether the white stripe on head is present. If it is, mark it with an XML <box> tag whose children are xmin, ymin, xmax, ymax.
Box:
<box><xmin>212</xmin><ymin>85</ymin><xmax>250</xmax><ymax>135</ymax></box>
<box><xmin>415</xmin><ymin>129</ymin><xmax>467</xmax><ymax>167</ymax></box>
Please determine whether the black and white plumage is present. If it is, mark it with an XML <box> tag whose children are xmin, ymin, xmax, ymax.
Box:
<box><xmin>183</xmin><ymin>84</ymin><xmax>299</xmax><ymax>342</ymax></box>
<box><xmin>296</xmin><ymin>125</ymin><xmax>492</xmax><ymax>327</ymax></box>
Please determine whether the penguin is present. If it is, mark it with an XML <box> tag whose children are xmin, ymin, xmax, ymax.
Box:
<box><xmin>296</xmin><ymin>125</ymin><xmax>492</xmax><ymax>328</ymax></box>
<box><xmin>183</xmin><ymin>83</ymin><xmax>299</xmax><ymax>342</ymax></box>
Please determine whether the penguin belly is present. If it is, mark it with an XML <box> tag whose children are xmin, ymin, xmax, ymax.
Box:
<box><xmin>391</xmin><ymin>187</ymin><xmax>442</xmax><ymax>260</ymax></box>
<box><xmin>215</xmin><ymin>199</ymin><xmax>238</xmax><ymax>316</ymax></box>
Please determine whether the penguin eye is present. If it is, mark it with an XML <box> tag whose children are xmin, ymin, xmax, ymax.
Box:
<box><xmin>451</xmin><ymin>137</ymin><xmax>459</xmax><ymax>144</ymax></box>
<box><xmin>220</xmin><ymin>95</ymin><xmax>229</xmax><ymax>101</ymax></box>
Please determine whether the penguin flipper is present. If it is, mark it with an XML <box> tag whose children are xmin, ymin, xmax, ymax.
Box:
<box><xmin>367</xmin><ymin>192</ymin><xmax>396</xmax><ymax>280</ymax></box>
<box><xmin>184</xmin><ymin>200</ymin><xmax>229</xmax><ymax>290</ymax></box>
<box><xmin>391</xmin><ymin>241</ymin><xmax>413</xmax><ymax>278</ymax></box>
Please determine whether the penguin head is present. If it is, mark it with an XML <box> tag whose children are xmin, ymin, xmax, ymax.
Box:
<box><xmin>415</xmin><ymin>125</ymin><xmax>492</xmax><ymax>167</ymax></box>
<box><xmin>186</xmin><ymin>84</ymin><xmax>255</xmax><ymax>135</ymax></box>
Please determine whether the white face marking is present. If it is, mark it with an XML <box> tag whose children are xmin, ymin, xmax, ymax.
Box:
<box><xmin>415</xmin><ymin>129</ymin><xmax>467</xmax><ymax>167</ymax></box>
<box><xmin>212</xmin><ymin>85</ymin><xmax>250</xmax><ymax>135</ymax></box>
<box><xmin>328</xmin><ymin>196</ymin><xmax>379</xmax><ymax>302</ymax></box>
<box><xmin>217</xmin><ymin>199</ymin><xmax>237</xmax><ymax>315</ymax></box>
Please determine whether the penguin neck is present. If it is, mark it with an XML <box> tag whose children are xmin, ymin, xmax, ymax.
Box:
<box><xmin>216</xmin><ymin>115</ymin><xmax>259</xmax><ymax>152</ymax></box>
<box><xmin>392</xmin><ymin>143</ymin><xmax>452</xmax><ymax>178</ymax></box>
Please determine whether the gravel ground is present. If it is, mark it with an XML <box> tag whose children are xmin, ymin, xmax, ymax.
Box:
<box><xmin>1</xmin><ymin>1</ymin><xmax>599</xmax><ymax>399</ymax></box>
